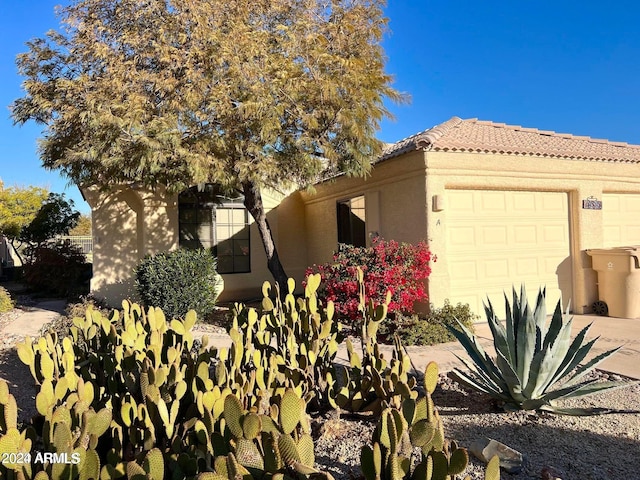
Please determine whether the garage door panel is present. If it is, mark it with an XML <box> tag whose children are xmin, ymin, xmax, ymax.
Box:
<box><xmin>543</xmin><ymin>225</ymin><xmax>568</xmax><ymax>244</ymax></box>
<box><xmin>447</xmin><ymin>190</ymin><xmax>571</xmax><ymax>319</ymax></box>
<box><xmin>630</xmin><ymin>226</ymin><xmax>640</xmax><ymax>239</ymax></box>
<box><xmin>514</xmin><ymin>225</ymin><xmax>538</xmax><ymax>243</ymax></box>
<box><xmin>448</xmin><ymin>226</ymin><xmax>476</xmax><ymax>245</ymax></box>
<box><xmin>512</xmin><ymin>192</ymin><xmax>536</xmax><ymax>210</ymax></box>
<box><xmin>603</xmin><ymin>226</ymin><xmax>622</xmax><ymax>245</ymax></box>
<box><xmin>603</xmin><ymin>193</ymin><xmax>640</xmax><ymax>247</ymax></box>
<box><xmin>482</xmin><ymin>226</ymin><xmax>508</xmax><ymax>245</ymax></box>
<box><xmin>484</xmin><ymin>259</ymin><xmax>510</xmax><ymax>278</ymax></box>
<box><xmin>482</xmin><ymin>192</ymin><xmax>507</xmax><ymax>210</ymax></box>
<box><xmin>542</xmin><ymin>194</ymin><xmax>567</xmax><ymax>211</ymax></box>
<box><xmin>515</xmin><ymin>257</ymin><xmax>539</xmax><ymax>276</ymax></box>
<box><xmin>448</xmin><ymin>191</ymin><xmax>474</xmax><ymax>211</ymax></box>
<box><xmin>449</xmin><ymin>260</ymin><xmax>478</xmax><ymax>281</ymax></box>
<box><xmin>627</xmin><ymin>197</ymin><xmax>640</xmax><ymax>210</ymax></box>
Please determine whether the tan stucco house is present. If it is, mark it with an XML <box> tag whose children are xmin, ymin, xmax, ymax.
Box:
<box><xmin>85</xmin><ymin>117</ymin><xmax>640</xmax><ymax>318</ymax></box>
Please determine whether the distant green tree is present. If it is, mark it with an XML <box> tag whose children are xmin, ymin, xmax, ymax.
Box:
<box><xmin>0</xmin><ymin>181</ymin><xmax>49</xmax><ymax>264</ymax></box>
<box><xmin>68</xmin><ymin>213</ymin><xmax>92</xmax><ymax>236</ymax></box>
<box><xmin>21</xmin><ymin>193</ymin><xmax>81</xmax><ymax>254</ymax></box>
<box><xmin>12</xmin><ymin>0</ymin><xmax>404</xmax><ymax>288</ymax></box>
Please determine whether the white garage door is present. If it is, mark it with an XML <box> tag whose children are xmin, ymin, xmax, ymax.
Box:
<box><xmin>446</xmin><ymin>190</ymin><xmax>572</xmax><ymax>320</ymax></box>
<box><xmin>603</xmin><ymin>193</ymin><xmax>640</xmax><ymax>247</ymax></box>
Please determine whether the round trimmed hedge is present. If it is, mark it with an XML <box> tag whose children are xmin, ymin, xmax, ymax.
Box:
<box><xmin>134</xmin><ymin>248</ymin><xmax>224</xmax><ymax>320</ymax></box>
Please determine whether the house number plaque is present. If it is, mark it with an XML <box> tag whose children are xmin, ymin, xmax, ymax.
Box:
<box><xmin>582</xmin><ymin>196</ymin><xmax>602</xmax><ymax>210</ymax></box>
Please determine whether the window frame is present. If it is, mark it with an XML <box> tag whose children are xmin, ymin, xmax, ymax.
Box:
<box><xmin>178</xmin><ymin>185</ymin><xmax>251</xmax><ymax>274</ymax></box>
<box><xmin>336</xmin><ymin>194</ymin><xmax>366</xmax><ymax>247</ymax></box>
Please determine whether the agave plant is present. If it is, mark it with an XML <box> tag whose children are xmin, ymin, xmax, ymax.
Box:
<box><xmin>448</xmin><ymin>285</ymin><xmax>636</xmax><ymax>415</ymax></box>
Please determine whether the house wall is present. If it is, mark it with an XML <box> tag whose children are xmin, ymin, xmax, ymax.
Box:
<box><xmin>301</xmin><ymin>150</ymin><xmax>428</xmax><ymax>266</ymax></box>
<box><xmin>216</xmin><ymin>188</ymin><xmax>300</xmax><ymax>301</ymax></box>
<box><xmin>0</xmin><ymin>236</ymin><xmax>22</xmax><ymax>268</ymax></box>
<box><xmin>270</xmin><ymin>191</ymin><xmax>308</xmax><ymax>289</ymax></box>
<box><xmin>85</xmin><ymin>185</ymin><xmax>308</xmax><ymax>306</ymax></box>
<box><xmin>83</xmin><ymin>186</ymin><xmax>178</xmax><ymax>306</ymax></box>
<box><xmin>424</xmin><ymin>150</ymin><xmax>640</xmax><ymax>315</ymax></box>
<box><xmin>85</xmin><ymin>148</ymin><xmax>640</xmax><ymax>317</ymax></box>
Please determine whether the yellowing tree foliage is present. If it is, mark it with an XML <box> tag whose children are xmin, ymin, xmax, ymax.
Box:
<box><xmin>0</xmin><ymin>181</ymin><xmax>49</xmax><ymax>262</ymax></box>
<box><xmin>69</xmin><ymin>214</ymin><xmax>92</xmax><ymax>236</ymax></box>
<box><xmin>12</xmin><ymin>0</ymin><xmax>404</xmax><ymax>286</ymax></box>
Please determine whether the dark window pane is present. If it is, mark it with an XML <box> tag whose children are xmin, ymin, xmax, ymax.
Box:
<box><xmin>217</xmin><ymin>256</ymin><xmax>234</xmax><ymax>274</ymax></box>
<box><xmin>179</xmin><ymin>184</ymin><xmax>251</xmax><ymax>274</ymax></box>
<box><xmin>234</xmin><ymin>256</ymin><xmax>251</xmax><ymax>273</ymax></box>
<box><xmin>234</xmin><ymin>239</ymin><xmax>250</xmax><ymax>256</ymax></box>
<box><xmin>337</xmin><ymin>196</ymin><xmax>366</xmax><ymax>247</ymax></box>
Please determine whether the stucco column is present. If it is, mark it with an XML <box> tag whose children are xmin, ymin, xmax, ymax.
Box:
<box><xmin>571</xmin><ymin>185</ymin><xmax>604</xmax><ymax>314</ymax></box>
<box><xmin>425</xmin><ymin>173</ymin><xmax>449</xmax><ymax>312</ymax></box>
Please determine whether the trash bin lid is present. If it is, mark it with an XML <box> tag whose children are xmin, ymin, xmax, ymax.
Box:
<box><xmin>587</xmin><ymin>246</ymin><xmax>640</xmax><ymax>257</ymax></box>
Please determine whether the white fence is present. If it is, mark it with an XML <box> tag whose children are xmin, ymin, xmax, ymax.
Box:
<box><xmin>57</xmin><ymin>235</ymin><xmax>94</xmax><ymax>262</ymax></box>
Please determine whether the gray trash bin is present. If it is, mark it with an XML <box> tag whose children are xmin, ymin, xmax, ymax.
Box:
<box><xmin>587</xmin><ymin>246</ymin><xmax>640</xmax><ymax>318</ymax></box>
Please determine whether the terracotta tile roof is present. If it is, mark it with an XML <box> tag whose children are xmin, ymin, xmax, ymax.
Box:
<box><xmin>380</xmin><ymin>116</ymin><xmax>640</xmax><ymax>163</ymax></box>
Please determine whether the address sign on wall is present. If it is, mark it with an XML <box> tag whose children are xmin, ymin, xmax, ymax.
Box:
<box><xmin>582</xmin><ymin>196</ymin><xmax>602</xmax><ymax>210</ymax></box>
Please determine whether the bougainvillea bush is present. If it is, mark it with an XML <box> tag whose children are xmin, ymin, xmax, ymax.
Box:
<box><xmin>305</xmin><ymin>237</ymin><xmax>434</xmax><ymax>329</ymax></box>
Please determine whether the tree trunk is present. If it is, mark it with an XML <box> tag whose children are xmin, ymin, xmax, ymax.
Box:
<box><xmin>242</xmin><ymin>180</ymin><xmax>289</xmax><ymax>292</ymax></box>
<box><xmin>8</xmin><ymin>238</ymin><xmax>25</xmax><ymax>266</ymax></box>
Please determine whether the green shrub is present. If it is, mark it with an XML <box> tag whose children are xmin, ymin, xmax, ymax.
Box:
<box><xmin>135</xmin><ymin>247</ymin><xmax>224</xmax><ymax>319</ymax></box>
<box><xmin>380</xmin><ymin>300</ymin><xmax>479</xmax><ymax>345</ymax></box>
<box><xmin>0</xmin><ymin>286</ymin><xmax>13</xmax><ymax>313</ymax></box>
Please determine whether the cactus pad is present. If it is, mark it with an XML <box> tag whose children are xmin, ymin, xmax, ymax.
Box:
<box><xmin>279</xmin><ymin>389</ymin><xmax>302</xmax><ymax>435</ymax></box>
<box><xmin>423</xmin><ymin>362</ymin><xmax>439</xmax><ymax>395</ymax></box>
<box><xmin>224</xmin><ymin>395</ymin><xmax>244</xmax><ymax>439</ymax></box>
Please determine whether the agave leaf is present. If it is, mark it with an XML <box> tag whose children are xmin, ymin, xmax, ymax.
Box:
<box><xmin>452</xmin><ymin>351</ymin><xmax>509</xmax><ymax>395</ymax></box>
<box><xmin>523</xmin><ymin>344</ymin><xmax>556</xmax><ymax>399</ymax></box>
<box><xmin>503</xmin><ymin>292</ymin><xmax>517</xmax><ymax>365</ymax></box>
<box><xmin>520</xmin><ymin>397</ymin><xmax>547</xmax><ymax>410</ymax></box>
<box><xmin>544</xmin><ymin>322</ymin><xmax>592</xmax><ymax>387</ymax></box>
<box><xmin>538</xmin><ymin>404</ymin><xmax>621</xmax><ymax>416</ymax></box>
<box><xmin>512</xmin><ymin>285</ymin><xmax>526</xmax><ymax>351</ymax></box>
<box><xmin>485</xmin><ymin>302</ymin><xmax>512</xmax><ymax>365</ymax></box>
<box><xmin>449</xmin><ymin>368</ymin><xmax>511</xmax><ymax>401</ymax></box>
<box><xmin>447</xmin><ymin>320</ymin><xmax>504</xmax><ymax>386</ymax></box>
<box><xmin>562</xmin><ymin>346</ymin><xmax>622</xmax><ymax>388</ymax></box>
<box><xmin>543</xmin><ymin>379</ymin><xmax>632</xmax><ymax>402</ymax></box>
<box><xmin>494</xmin><ymin>349</ymin><xmax>524</xmax><ymax>401</ymax></box>
<box><xmin>542</xmin><ymin>300</ymin><xmax>564</xmax><ymax>352</ymax></box>
<box><xmin>511</xmin><ymin>286</ymin><xmax>525</xmax><ymax>376</ymax></box>
<box><xmin>545</xmin><ymin>314</ymin><xmax>573</xmax><ymax>366</ymax></box>
<box><xmin>549</xmin><ymin>337</ymin><xmax>599</xmax><ymax>388</ymax></box>
<box><xmin>545</xmin><ymin>380</ymin><xmax>635</xmax><ymax>406</ymax></box>
<box><xmin>515</xmin><ymin>300</ymin><xmax>536</xmax><ymax>386</ymax></box>
<box><xmin>533</xmin><ymin>287</ymin><xmax>547</xmax><ymax>344</ymax></box>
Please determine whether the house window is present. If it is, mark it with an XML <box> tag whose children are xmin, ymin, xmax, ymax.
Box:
<box><xmin>337</xmin><ymin>195</ymin><xmax>366</xmax><ymax>247</ymax></box>
<box><xmin>179</xmin><ymin>185</ymin><xmax>250</xmax><ymax>274</ymax></box>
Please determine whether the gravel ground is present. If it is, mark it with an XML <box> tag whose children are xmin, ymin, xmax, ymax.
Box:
<box><xmin>311</xmin><ymin>373</ymin><xmax>640</xmax><ymax>480</ymax></box>
<box><xmin>2</xmin><ymin>303</ymin><xmax>640</xmax><ymax>480</ymax></box>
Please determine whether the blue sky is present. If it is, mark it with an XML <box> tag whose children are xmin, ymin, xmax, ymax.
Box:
<box><xmin>3</xmin><ymin>1</ymin><xmax>640</xmax><ymax>213</ymax></box>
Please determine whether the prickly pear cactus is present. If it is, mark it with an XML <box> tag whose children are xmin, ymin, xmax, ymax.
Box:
<box><xmin>218</xmin><ymin>273</ymin><xmax>343</xmax><ymax>412</ymax></box>
<box><xmin>335</xmin><ymin>269</ymin><xmax>418</xmax><ymax>415</ymax></box>
<box><xmin>14</xmin><ymin>301</ymin><xmax>230</xmax><ymax>479</ymax></box>
<box><xmin>360</xmin><ymin>361</ymin><xmax>499</xmax><ymax>480</ymax></box>
<box><xmin>0</xmin><ymin>380</ymin><xmax>33</xmax><ymax>479</ymax></box>
<box><xmin>219</xmin><ymin>388</ymin><xmax>330</xmax><ymax>479</ymax></box>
